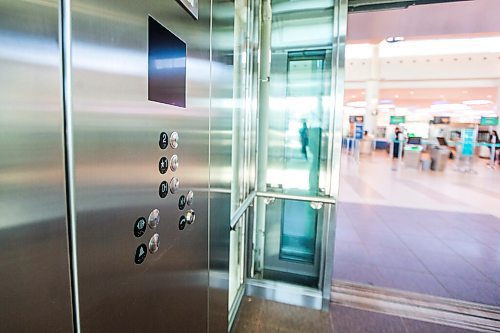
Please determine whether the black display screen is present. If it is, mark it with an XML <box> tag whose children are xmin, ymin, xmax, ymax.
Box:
<box><xmin>148</xmin><ymin>16</ymin><xmax>186</xmax><ymax>108</ymax></box>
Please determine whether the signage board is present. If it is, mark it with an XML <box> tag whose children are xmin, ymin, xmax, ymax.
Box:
<box><xmin>390</xmin><ymin>116</ymin><xmax>405</xmax><ymax>125</ymax></box>
<box><xmin>462</xmin><ymin>128</ymin><xmax>475</xmax><ymax>157</ymax></box>
<box><xmin>480</xmin><ymin>117</ymin><xmax>499</xmax><ymax>126</ymax></box>
<box><xmin>355</xmin><ymin>123</ymin><xmax>364</xmax><ymax>140</ymax></box>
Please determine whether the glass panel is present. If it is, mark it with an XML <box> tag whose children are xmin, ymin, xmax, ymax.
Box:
<box><xmin>251</xmin><ymin>0</ymin><xmax>335</xmax><ymax>290</ymax></box>
<box><xmin>260</xmin><ymin>197</ymin><xmax>332</xmax><ymax>287</ymax></box>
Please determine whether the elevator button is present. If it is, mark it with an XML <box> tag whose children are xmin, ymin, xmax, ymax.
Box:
<box><xmin>178</xmin><ymin>195</ymin><xmax>186</xmax><ymax>210</ymax></box>
<box><xmin>148</xmin><ymin>209</ymin><xmax>160</xmax><ymax>229</ymax></box>
<box><xmin>185</xmin><ymin>209</ymin><xmax>195</xmax><ymax>224</ymax></box>
<box><xmin>170</xmin><ymin>177</ymin><xmax>179</xmax><ymax>194</ymax></box>
<box><xmin>159</xmin><ymin>132</ymin><xmax>169</xmax><ymax>149</ymax></box>
<box><xmin>170</xmin><ymin>155</ymin><xmax>178</xmax><ymax>171</ymax></box>
<box><xmin>134</xmin><ymin>243</ymin><xmax>147</xmax><ymax>264</ymax></box>
<box><xmin>179</xmin><ymin>215</ymin><xmax>187</xmax><ymax>230</ymax></box>
<box><xmin>148</xmin><ymin>233</ymin><xmax>160</xmax><ymax>253</ymax></box>
<box><xmin>170</xmin><ymin>132</ymin><xmax>179</xmax><ymax>149</ymax></box>
<box><xmin>186</xmin><ymin>190</ymin><xmax>194</xmax><ymax>206</ymax></box>
<box><xmin>159</xmin><ymin>181</ymin><xmax>169</xmax><ymax>198</ymax></box>
<box><xmin>159</xmin><ymin>157</ymin><xmax>168</xmax><ymax>174</ymax></box>
<box><xmin>134</xmin><ymin>217</ymin><xmax>147</xmax><ymax>237</ymax></box>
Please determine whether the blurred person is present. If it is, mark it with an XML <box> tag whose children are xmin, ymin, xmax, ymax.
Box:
<box><xmin>489</xmin><ymin>130</ymin><xmax>499</xmax><ymax>165</ymax></box>
<box><xmin>299</xmin><ymin>121</ymin><xmax>309</xmax><ymax>160</ymax></box>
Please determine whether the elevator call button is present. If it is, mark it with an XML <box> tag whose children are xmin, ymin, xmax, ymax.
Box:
<box><xmin>159</xmin><ymin>181</ymin><xmax>169</xmax><ymax>198</ymax></box>
<box><xmin>159</xmin><ymin>157</ymin><xmax>168</xmax><ymax>174</ymax></box>
<box><xmin>186</xmin><ymin>190</ymin><xmax>194</xmax><ymax>206</ymax></box>
<box><xmin>170</xmin><ymin>177</ymin><xmax>179</xmax><ymax>194</ymax></box>
<box><xmin>149</xmin><ymin>233</ymin><xmax>160</xmax><ymax>253</ymax></box>
<box><xmin>170</xmin><ymin>132</ymin><xmax>179</xmax><ymax>149</ymax></box>
<box><xmin>135</xmin><ymin>243</ymin><xmax>147</xmax><ymax>264</ymax></box>
<box><xmin>159</xmin><ymin>132</ymin><xmax>169</xmax><ymax>149</ymax></box>
<box><xmin>186</xmin><ymin>209</ymin><xmax>195</xmax><ymax>224</ymax></box>
<box><xmin>134</xmin><ymin>217</ymin><xmax>147</xmax><ymax>237</ymax></box>
<box><xmin>148</xmin><ymin>209</ymin><xmax>160</xmax><ymax>229</ymax></box>
<box><xmin>170</xmin><ymin>155</ymin><xmax>178</xmax><ymax>171</ymax></box>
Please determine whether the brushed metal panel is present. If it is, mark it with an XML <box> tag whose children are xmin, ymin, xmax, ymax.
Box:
<box><xmin>210</xmin><ymin>1</ymin><xmax>235</xmax><ymax>331</ymax></box>
<box><xmin>70</xmin><ymin>1</ymin><xmax>211</xmax><ymax>331</ymax></box>
<box><xmin>0</xmin><ymin>1</ymin><xmax>74</xmax><ymax>332</ymax></box>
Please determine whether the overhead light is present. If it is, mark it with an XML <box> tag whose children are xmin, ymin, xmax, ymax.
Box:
<box><xmin>347</xmin><ymin>101</ymin><xmax>367</xmax><ymax>108</ymax></box>
<box><xmin>463</xmin><ymin>100</ymin><xmax>492</xmax><ymax>105</ymax></box>
<box><xmin>385</xmin><ymin>36</ymin><xmax>405</xmax><ymax>43</ymax></box>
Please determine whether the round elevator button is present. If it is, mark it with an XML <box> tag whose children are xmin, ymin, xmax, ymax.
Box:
<box><xmin>170</xmin><ymin>132</ymin><xmax>179</xmax><ymax>149</ymax></box>
<box><xmin>148</xmin><ymin>209</ymin><xmax>160</xmax><ymax>229</ymax></box>
<box><xmin>159</xmin><ymin>132</ymin><xmax>169</xmax><ymax>149</ymax></box>
<box><xmin>170</xmin><ymin>155</ymin><xmax>178</xmax><ymax>172</ymax></box>
<box><xmin>134</xmin><ymin>243</ymin><xmax>147</xmax><ymax>264</ymax></box>
<box><xmin>170</xmin><ymin>177</ymin><xmax>179</xmax><ymax>194</ymax></box>
<box><xmin>159</xmin><ymin>157</ymin><xmax>168</xmax><ymax>174</ymax></box>
<box><xmin>179</xmin><ymin>216</ymin><xmax>187</xmax><ymax>230</ymax></box>
<box><xmin>149</xmin><ymin>233</ymin><xmax>160</xmax><ymax>254</ymax></box>
<box><xmin>185</xmin><ymin>209</ymin><xmax>195</xmax><ymax>225</ymax></box>
<box><xmin>186</xmin><ymin>190</ymin><xmax>194</xmax><ymax>206</ymax></box>
<box><xmin>159</xmin><ymin>181</ymin><xmax>169</xmax><ymax>198</ymax></box>
<box><xmin>134</xmin><ymin>217</ymin><xmax>147</xmax><ymax>237</ymax></box>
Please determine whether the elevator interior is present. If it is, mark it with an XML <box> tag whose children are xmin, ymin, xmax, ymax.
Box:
<box><xmin>0</xmin><ymin>0</ymin><xmax>346</xmax><ymax>331</ymax></box>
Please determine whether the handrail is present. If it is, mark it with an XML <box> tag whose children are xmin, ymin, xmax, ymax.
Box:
<box><xmin>230</xmin><ymin>191</ymin><xmax>256</xmax><ymax>231</ymax></box>
<box><xmin>256</xmin><ymin>191</ymin><xmax>337</xmax><ymax>205</ymax></box>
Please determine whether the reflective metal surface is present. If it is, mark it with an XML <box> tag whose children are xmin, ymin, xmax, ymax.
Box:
<box><xmin>0</xmin><ymin>0</ymin><xmax>73</xmax><ymax>331</ymax></box>
<box><xmin>209</xmin><ymin>1</ymin><xmax>236</xmax><ymax>331</ymax></box>
<box><xmin>69</xmin><ymin>0</ymin><xmax>211</xmax><ymax>331</ymax></box>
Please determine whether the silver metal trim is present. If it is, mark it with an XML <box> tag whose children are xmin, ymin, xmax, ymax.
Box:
<box><xmin>245</xmin><ymin>278</ymin><xmax>324</xmax><ymax>310</ymax></box>
<box><xmin>321</xmin><ymin>0</ymin><xmax>348</xmax><ymax>307</ymax></box>
<box><xmin>230</xmin><ymin>191</ymin><xmax>256</xmax><ymax>231</ymax></box>
<box><xmin>255</xmin><ymin>191</ymin><xmax>337</xmax><ymax>205</ymax></box>
<box><xmin>228</xmin><ymin>282</ymin><xmax>246</xmax><ymax>331</ymax></box>
<box><xmin>61</xmin><ymin>0</ymin><xmax>81</xmax><ymax>331</ymax></box>
<box><xmin>332</xmin><ymin>280</ymin><xmax>500</xmax><ymax>333</ymax></box>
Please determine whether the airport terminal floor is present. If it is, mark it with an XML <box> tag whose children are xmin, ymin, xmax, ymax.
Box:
<box><xmin>334</xmin><ymin>151</ymin><xmax>500</xmax><ymax>306</ymax></box>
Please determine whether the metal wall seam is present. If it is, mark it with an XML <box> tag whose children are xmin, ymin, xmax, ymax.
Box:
<box><xmin>60</xmin><ymin>0</ymin><xmax>81</xmax><ymax>331</ymax></box>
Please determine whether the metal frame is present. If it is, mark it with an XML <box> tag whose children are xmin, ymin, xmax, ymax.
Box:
<box><xmin>60</xmin><ymin>0</ymin><xmax>81</xmax><ymax>331</ymax></box>
<box><xmin>176</xmin><ymin>0</ymin><xmax>199</xmax><ymax>20</ymax></box>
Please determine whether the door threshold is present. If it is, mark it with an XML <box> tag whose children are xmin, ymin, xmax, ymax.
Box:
<box><xmin>331</xmin><ymin>279</ymin><xmax>500</xmax><ymax>332</ymax></box>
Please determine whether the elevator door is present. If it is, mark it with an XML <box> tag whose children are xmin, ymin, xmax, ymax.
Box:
<box><xmin>70</xmin><ymin>1</ymin><xmax>211</xmax><ymax>331</ymax></box>
<box><xmin>0</xmin><ymin>0</ymin><xmax>74</xmax><ymax>331</ymax></box>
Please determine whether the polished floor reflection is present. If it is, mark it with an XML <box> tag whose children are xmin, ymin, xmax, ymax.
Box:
<box><xmin>334</xmin><ymin>151</ymin><xmax>500</xmax><ymax>306</ymax></box>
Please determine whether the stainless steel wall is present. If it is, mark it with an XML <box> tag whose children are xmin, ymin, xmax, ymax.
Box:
<box><xmin>0</xmin><ymin>1</ymin><xmax>74</xmax><ymax>331</ymax></box>
<box><xmin>210</xmin><ymin>1</ymin><xmax>235</xmax><ymax>332</ymax></box>
<box><xmin>69</xmin><ymin>0</ymin><xmax>211</xmax><ymax>331</ymax></box>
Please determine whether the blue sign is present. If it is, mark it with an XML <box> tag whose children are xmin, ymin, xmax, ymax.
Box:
<box><xmin>462</xmin><ymin>128</ymin><xmax>475</xmax><ymax>157</ymax></box>
<box><xmin>355</xmin><ymin>124</ymin><xmax>364</xmax><ymax>140</ymax></box>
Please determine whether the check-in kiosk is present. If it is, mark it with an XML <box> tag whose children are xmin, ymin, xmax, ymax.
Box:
<box><xmin>404</xmin><ymin>137</ymin><xmax>423</xmax><ymax>168</ymax></box>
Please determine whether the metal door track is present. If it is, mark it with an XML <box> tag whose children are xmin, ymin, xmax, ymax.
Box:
<box><xmin>331</xmin><ymin>280</ymin><xmax>500</xmax><ymax>332</ymax></box>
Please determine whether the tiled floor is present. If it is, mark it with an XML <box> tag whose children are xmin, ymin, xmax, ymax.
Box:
<box><xmin>232</xmin><ymin>297</ymin><xmax>477</xmax><ymax>333</ymax></box>
<box><xmin>334</xmin><ymin>152</ymin><xmax>500</xmax><ymax>306</ymax></box>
